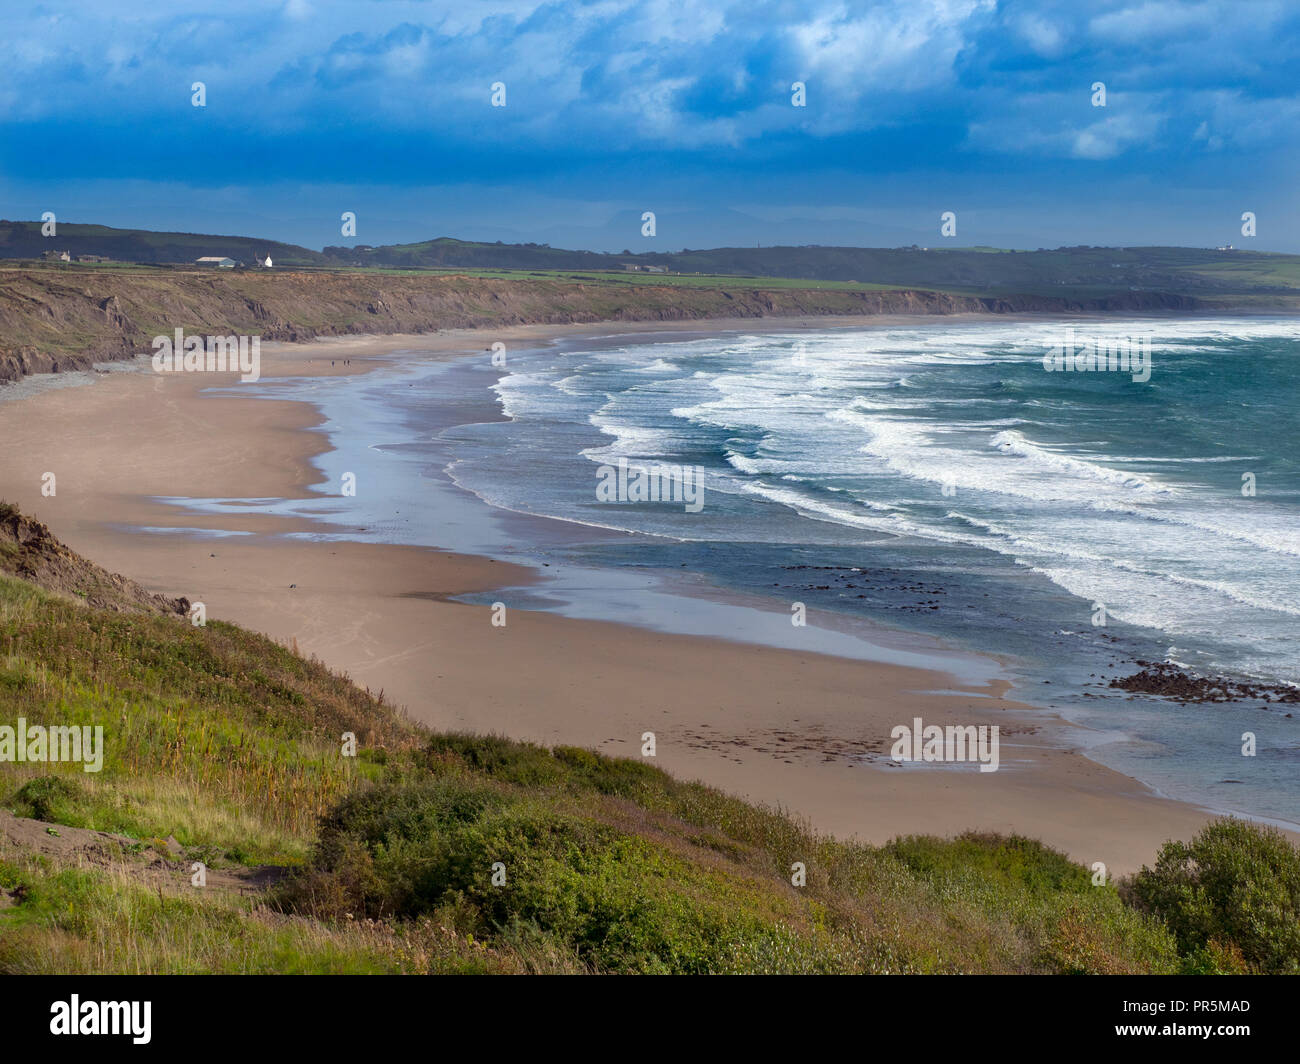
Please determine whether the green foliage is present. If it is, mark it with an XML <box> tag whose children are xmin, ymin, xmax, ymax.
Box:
<box><xmin>424</xmin><ymin>734</ymin><xmax>567</xmax><ymax>788</ymax></box>
<box><xmin>551</xmin><ymin>744</ymin><xmax>666</xmax><ymax>797</ymax></box>
<box><xmin>271</xmin><ymin>758</ymin><xmax>1184</xmax><ymax>974</ymax></box>
<box><xmin>884</xmin><ymin>831</ymin><xmax>1093</xmax><ymax>897</ymax></box>
<box><xmin>281</xmin><ymin>778</ymin><xmax>808</xmax><ymax>973</ymax></box>
<box><xmin>1126</xmin><ymin>818</ymin><xmax>1300</xmax><ymax>974</ymax></box>
<box><xmin>9</xmin><ymin>776</ymin><xmax>83</xmax><ymax>822</ymax></box>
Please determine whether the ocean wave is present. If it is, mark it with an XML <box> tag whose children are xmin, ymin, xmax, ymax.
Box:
<box><xmin>989</xmin><ymin>430</ymin><xmax>1170</xmax><ymax>495</ymax></box>
<box><xmin>738</xmin><ymin>481</ymin><xmax>983</xmax><ymax>545</ymax></box>
<box><xmin>724</xmin><ymin>450</ymin><xmax>783</xmax><ymax>475</ymax></box>
<box><xmin>1149</xmin><ymin>509</ymin><xmax>1300</xmax><ymax>559</ymax></box>
<box><xmin>948</xmin><ymin>512</ymin><xmax>1300</xmax><ymax>618</ymax></box>
<box><xmin>475</xmin><ymin>321</ymin><xmax>1300</xmax><ymax>695</ymax></box>
<box><xmin>821</xmin><ymin>413</ymin><xmax>1163</xmax><ymax>506</ymax></box>
<box><xmin>581</xmin><ymin>413</ymin><xmax>682</xmax><ymax>461</ymax></box>
<box><xmin>630</xmin><ymin>358</ymin><xmax>683</xmax><ymax>374</ymax></box>
<box><xmin>553</xmin><ymin>372</ymin><xmax>598</xmax><ymax>396</ymax></box>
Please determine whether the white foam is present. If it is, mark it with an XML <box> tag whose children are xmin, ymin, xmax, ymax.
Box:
<box><xmin>989</xmin><ymin>430</ymin><xmax>1169</xmax><ymax>496</ymax></box>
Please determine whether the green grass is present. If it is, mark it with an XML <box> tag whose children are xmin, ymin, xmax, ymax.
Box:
<box><xmin>0</xmin><ymin>572</ymin><xmax>407</xmax><ymax>861</ymax></box>
<box><xmin>0</xmin><ymin>569</ymin><xmax>1293</xmax><ymax>974</ymax></box>
<box><xmin>0</xmin><ymin>854</ymin><xmax>504</xmax><ymax>974</ymax></box>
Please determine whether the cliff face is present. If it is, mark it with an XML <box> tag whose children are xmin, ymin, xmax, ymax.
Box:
<box><xmin>0</xmin><ymin>505</ymin><xmax>188</xmax><ymax>615</ymax></box>
<box><xmin>0</xmin><ymin>267</ymin><xmax>1203</xmax><ymax>384</ymax></box>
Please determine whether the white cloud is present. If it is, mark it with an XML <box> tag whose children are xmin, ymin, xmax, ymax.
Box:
<box><xmin>1089</xmin><ymin>1</ymin><xmax>1217</xmax><ymax>43</ymax></box>
<box><xmin>1015</xmin><ymin>13</ymin><xmax>1065</xmax><ymax>56</ymax></box>
<box><xmin>966</xmin><ymin>94</ymin><xmax>1164</xmax><ymax>159</ymax></box>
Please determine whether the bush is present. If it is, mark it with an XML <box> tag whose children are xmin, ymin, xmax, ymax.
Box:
<box><xmin>884</xmin><ymin>831</ymin><xmax>1092</xmax><ymax>897</ymax></box>
<box><xmin>10</xmin><ymin>776</ymin><xmax>83</xmax><ymax>822</ymax></box>
<box><xmin>289</xmin><ymin>779</ymin><xmax>506</xmax><ymax>917</ymax></box>
<box><xmin>552</xmin><ymin>745</ymin><xmax>667</xmax><ymax>798</ymax></box>
<box><xmin>1126</xmin><ymin>818</ymin><xmax>1300</xmax><ymax>973</ymax></box>
<box><xmin>424</xmin><ymin>734</ymin><xmax>566</xmax><ymax>787</ymax></box>
<box><xmin>279</xmin><ymin>780</ymin><xmax>794</xmax><ymax>972</ymax></box>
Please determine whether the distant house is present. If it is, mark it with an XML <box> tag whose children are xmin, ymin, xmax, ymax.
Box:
<box><xmin>260</xmin><ymin>254</ymin><xmax>273</xmax><ymax>268</ymax></box>
<box><xmin>196</xmin><ymin>256</ymin><xmax>237</xmax><ymax>269</ymax></box>
<box><xmin>77</xmin><ymin>254</ymin><xmax>111</xmax><ymax>263</ymax></box>
<box><xmin>622</xmin><ymin>263</ymin><xmax>667</xmax><ymax>273</ymax></box>
<box><xmin>644</xmin><ymin>265</ymin><xmax>667</xmax><ymax>274</ymax></box>
<box><xmin>1216</xmin><ymin>244</ymin><xmax>1235</xmax><ymax>252</ymax></box>
<box><xmin>42</xmin><ymin>249</ymin><xmax>71</xmax><ymax>262</ymax></box>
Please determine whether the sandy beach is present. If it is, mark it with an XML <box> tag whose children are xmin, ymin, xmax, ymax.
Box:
<box><xmin>0</xmin><ymin>318</ymin><xmax>1239</xmax><ymax>874</ymax></box>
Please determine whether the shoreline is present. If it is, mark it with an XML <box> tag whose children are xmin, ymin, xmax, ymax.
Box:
<box><xmin>0</xmin><ymin>320</ymin><xmax>1285</xmax><ymax>873</ymax></box>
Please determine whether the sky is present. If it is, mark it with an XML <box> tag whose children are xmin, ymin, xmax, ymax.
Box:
<box><xmin>1</xmin><ymin>0</ymin><xmax>1297</xmax><ymax>252</ymax></box>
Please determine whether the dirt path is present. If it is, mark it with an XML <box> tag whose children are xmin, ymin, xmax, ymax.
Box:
<box><xmin>0</xmin><ymin>809</ymin><xmax>286</xmax><ymax>903</ymax></box>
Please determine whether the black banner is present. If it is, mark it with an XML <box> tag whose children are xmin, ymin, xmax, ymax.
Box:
<box><xmin>3</xmin><ymin>975</ymin><xmax>1281</xmax><ymax>1051</ymax></box>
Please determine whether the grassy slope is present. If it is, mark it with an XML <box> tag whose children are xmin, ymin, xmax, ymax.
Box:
<box><xmin>0</xmin><ymin>567</ymin><xmax>1188</xmax><ymax>974</ymax></box>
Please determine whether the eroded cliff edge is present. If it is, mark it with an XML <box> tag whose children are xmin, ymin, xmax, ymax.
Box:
<box><xmin>0</xmin><ymin>267</ymin><xmax>1206</xmax><ymax>384</ymax></box>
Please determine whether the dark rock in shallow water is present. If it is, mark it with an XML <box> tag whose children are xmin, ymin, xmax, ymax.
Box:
<box><xmin>1110</xmin><ymin>661</ymin><xmax>1300</xmax><ymax>704</ymax></box>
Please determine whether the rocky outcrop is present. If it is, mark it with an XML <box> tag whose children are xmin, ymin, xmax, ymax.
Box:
<box><xmin>1110</xmin><ymin>661</ymin><xmax>1300</xmax><ymax>705</ymax></box>
<box><xmin>0</xmin><ymin>504</ymin><xmax>189</xmax><ymax>616</ymax></box>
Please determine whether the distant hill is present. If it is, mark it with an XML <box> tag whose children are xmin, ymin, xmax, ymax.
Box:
<box><xmin>322</xmin><ymin>235</ymin><xmax>606</xmax><ymax>271</ymax></box>
<box><xmin>0</xmin><ymin>220</ymin><xmax>327</xmax><ymax>267</ymax></box>
<box><xmin>325</xmin><ymin>237</ymin><xmax>1300</xmax><ymax>297</ymax></box>
<box><xmin>4</xmin><ymin>218</ymin><xmax>1297</xmax><ymax>301</ymax></box>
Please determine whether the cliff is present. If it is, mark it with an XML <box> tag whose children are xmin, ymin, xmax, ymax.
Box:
<box><xmin>0</xmin><ymin>266</ymin><xmax>1205</xmax><ymax>384</ymax></box>
<box><xmin>0</xmin><ymin>503</ymin><xmax>188</xmax><ymax>615</ymax></box>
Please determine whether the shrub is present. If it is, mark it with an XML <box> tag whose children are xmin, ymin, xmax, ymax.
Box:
<box><xmin>884</xmin><ymin>831</ymin><xmax>1092</xmax><ymax>897</ymax></box>
<box><xmin>552</xmin><ymin>745</ymin><xmax>666</xmax><ymax>798</ymax></box>
<box><xmin>279</xmin><ymin>780</ymin><xmax>794</xmax><ymax>972</ymax></box>
<box><xmin>10</xmin><ymin>776</ymin><xmax>84</xmax><ymax>822</ymax></box>
<box><xmin>424</xmin><ymin>734</ymin><xmax>566</xmax><ymax>787</ymax></box>
<box><xmin>1126</xmin><ymin>818</ymin><xmax>1300</xmax><ymax>973</ymax></box>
